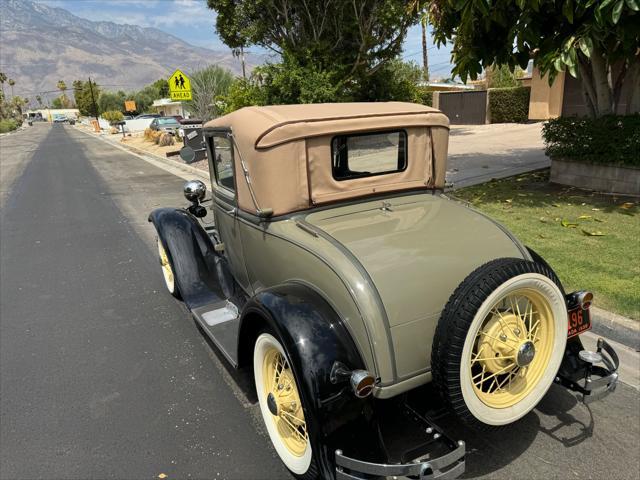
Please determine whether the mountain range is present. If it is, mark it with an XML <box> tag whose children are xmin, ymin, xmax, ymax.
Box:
<box><xmin>0</xmin><ymin>0</ymin><xmax>265</xmax><ymax>101</ymax></box>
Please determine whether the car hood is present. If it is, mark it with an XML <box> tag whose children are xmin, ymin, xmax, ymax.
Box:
<box><xmin>304</xmin><ymin>194</ymin><xmax>526</xmax><ymax>329</ymax></box>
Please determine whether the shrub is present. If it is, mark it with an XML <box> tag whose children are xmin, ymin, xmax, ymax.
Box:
<box><xmin>542</xmin><ymin>115</ymin><xmax>640</xmax><ymax>167</ymax></box>
<box><xmin>0</xmin><ymin>119</ymin><xmax>18</xmax><ymax>133</ymax></box>
<box><xmin>489</xmin><ymin>86</ymin><xmax>530</xmax><ymax>123</ymax></box>
<box><xmin>158</xmin><ymin>133</ymin><xmax>175</xmax><ymax>147</ymax></box>
<box><xmin>102</xmin><ymin>110</ymin><xmax>124</xmax><ymax>125</ymax></box>
<box><xmin>416</xmin><ymin>86</ymin><xmax>433</xmax><ymax>107</ymax></box>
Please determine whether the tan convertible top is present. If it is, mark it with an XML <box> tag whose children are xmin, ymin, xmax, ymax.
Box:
<box><xmin>204</xmin><ymin>102</ymin><xmax>450</xmax><ymax>216</ymax></box>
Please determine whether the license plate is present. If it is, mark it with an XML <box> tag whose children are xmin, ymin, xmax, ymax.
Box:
<box><xmin>567</xmin><ymin>306</ymin><xmax>591</xmax><ymax>338</ymax></box>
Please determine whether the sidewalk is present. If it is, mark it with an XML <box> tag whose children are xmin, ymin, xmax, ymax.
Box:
<box><xmin>447</xmin><ymin>122</ymin><xmax>550</xmax><ymax>188</ymax></box>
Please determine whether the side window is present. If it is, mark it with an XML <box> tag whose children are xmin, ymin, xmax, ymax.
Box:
<box><xmin>212</xmin><ymin>135</ymin><xmax>235</xmax><ymax>192</ymax></box>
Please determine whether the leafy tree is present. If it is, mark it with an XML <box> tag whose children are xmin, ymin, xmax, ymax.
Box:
<box><xmin>429</xmin><ymin>0</ymin><xmax>640</xmax><ymax>117</ymax></box>
<box><xmin>207</xmin><ymin>0</ymin><xmax>427</xmax><ymax>99</ymax></box>
<box><xmin>152</xmin><ymin>78</ymin><xmax>170</xmax><ymax>98</ymax></box>
<box><xmin>184</xmin><ymin>65</ymin><xmax>234</xmax><ymax>121</ymax></box>
<box><xmin>51</xmin><ymin>97</ymin><xmax>63</xmax><ymax>109</ymax></box>
<box><xmin>486</xmin><ymin>64</ymin><xmax>522</xmax><ymax>89</ymax></box>
<box><xmin>98</xmin><ymin>90</ymin><xmax>127</xmax><ymax>114</ymax></box>
<box><xmin>73</xmin><ymin>80</ymin><xmax>101</xmax><ymax>116</ymax></box>
<box><xmin>36</xmin><ymin>95</ymin><xmax>43</xmax><ymax>108</ymax></box>
<box><xmin>8</xmin><ymin>79</ymin><xmax>15</xmax><ymax>98</ymax></box>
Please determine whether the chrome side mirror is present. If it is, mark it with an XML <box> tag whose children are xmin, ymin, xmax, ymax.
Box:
<box><xmin>183</xmin><ymin>180</ymin><xmax>206</xmax><ymax>202</ymax></box>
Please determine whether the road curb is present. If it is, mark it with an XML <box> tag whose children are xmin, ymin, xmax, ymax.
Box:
<box><xmin>590</xmin><ymin>307</ymin><xmax>639</xmax><ymax>351</ymax></box>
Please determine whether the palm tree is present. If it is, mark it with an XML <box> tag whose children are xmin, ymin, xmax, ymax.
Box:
<box><xmin>0</xmin><ymin>72</ymin><xmax>6</xmax><ymax>99</ymax></box>
<box><xmin>36</xmin><ymin>95</ymin><xmax>43</xmax><ymax>108</ymax></box>
<box><xmin>420</xmin><ymin>10</ymin><xmax>429</xmax><ymax>82</ymax></box>
<box><xmin>8</xmin><ymin>79</ymin><xmax>15</xmax><ymax>98</ymax></box>
<box><xmin>56</xmin><ymin>80</ymin><xmax>68</xmax><ymax>108</ymax></box>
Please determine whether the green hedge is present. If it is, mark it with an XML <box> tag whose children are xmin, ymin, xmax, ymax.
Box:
<box><xmin>415</xmin><ymin>86</ymin><xmax>433</xmax><ymax>107</ymax></box>
<box><xmin>0</xmin><ymin>119</ymin><xmax>18</xmax><ymax>133</ymax></box>
<box><xmin>542</xmin><ymin>115</ymin><xmax>640</xmax><ymax>167</ymax></box>
<box><xmin>489</xmin><ymin>86</ymin><xmax>530</xmax><ymax>123</ymax></box>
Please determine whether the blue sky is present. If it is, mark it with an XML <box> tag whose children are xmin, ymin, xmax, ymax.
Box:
<box><xmin>41</xmin><ymin>0</ymin><xmax>454</xmax><ymax>79</ymax></box>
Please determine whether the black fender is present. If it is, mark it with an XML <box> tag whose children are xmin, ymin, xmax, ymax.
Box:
<box><xmin>239</xmin><ymin>283</ymin><xmax>385</xmax><ymax>477</ymax></box>
<box><xmin>148</xmin><ymin>207</ymin><xmax>227</xmax><ymax>309</ymax></box>
<box><xmin>526</xmin><ymin>246</ymin><xmax>566</xmax><ymax>295</ymax></box>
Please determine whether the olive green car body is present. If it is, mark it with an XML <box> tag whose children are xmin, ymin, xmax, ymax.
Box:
<box><xmin>213</xmin><ymin>190</ymin><xmax>529</xmax><ymax>399</ymax></box>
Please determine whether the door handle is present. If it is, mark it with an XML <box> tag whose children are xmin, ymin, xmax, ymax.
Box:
<box><xmin>221</xmin><ymin>207</ymin><xmax>236</xmax><ymax>215</ymax></box>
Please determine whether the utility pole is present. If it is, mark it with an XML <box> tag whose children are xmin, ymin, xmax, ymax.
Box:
<box><xmin>88</xmin><ymin>77</ymin><xmax>99</xmax><ymax>124</ymax></box>
<box><xmin>421</xmin><ymin>11</ymin><xmax>429</xmax><ymax>83</ymax></box>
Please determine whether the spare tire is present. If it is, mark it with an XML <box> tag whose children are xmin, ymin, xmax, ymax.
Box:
<box><xmin>431</xmin><ymin>258</ymin><xmax>567</xmax><ymax>428</ymax></box>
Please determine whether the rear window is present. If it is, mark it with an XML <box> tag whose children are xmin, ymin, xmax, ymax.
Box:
<box><xmin>158</xmin><ymin>118</ymin><xmax>178</xmax><ymax>125</ymax></box>
<box><xmin>331</xmin><ymin>130</ymin><xmax>407</xmax><ymax>181</ymax></box>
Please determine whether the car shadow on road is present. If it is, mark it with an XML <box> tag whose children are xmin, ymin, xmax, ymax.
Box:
<box><xmin>437</xmin><ymin>384</ymin><xmax>592</xmax><ymax>478</ymax></box>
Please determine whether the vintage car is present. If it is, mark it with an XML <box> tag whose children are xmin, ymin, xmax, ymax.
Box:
<box><xmin>149</xmin><ymin>103</ymin><xmax>619</xmax><ymax>479</ymax></box>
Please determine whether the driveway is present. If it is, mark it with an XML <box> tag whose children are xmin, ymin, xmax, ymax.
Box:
<box><xmin>447</xmin><ymin>122</ymin><xmax>550</xmax><ymax>188</ymax></box>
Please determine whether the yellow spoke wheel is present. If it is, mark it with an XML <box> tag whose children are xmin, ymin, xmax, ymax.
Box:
<box><xmin>157</xmin><ymin>238</ymin><xmax>179</xmax><ymax>298</ymax></box>
<box><xmin>469</xmin><ymin>289</ymin><xmax>554</xmax><ymax>409</ymax></box>
<box><xmin>254</xmin><ymin>333</ymin><xmax>312</xmax><ymax>475</ymax></box>
<box><xmin>432</xmin><ymin>258</ymin><xmax>567</xmax><ymax>428</ymax></box>
<box><xmin>262</xmin><ymin>346</ymin><xmax>309</xmax><ymax>456</ymax></box>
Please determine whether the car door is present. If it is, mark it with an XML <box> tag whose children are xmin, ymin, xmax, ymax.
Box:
<box><xmin>206</xmin><ymin>132</ymin><xmax>250</xmax><ymax>292</ymax></box>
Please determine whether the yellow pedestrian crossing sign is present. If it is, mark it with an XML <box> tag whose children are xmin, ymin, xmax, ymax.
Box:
<box><xmin>169</xmin><ymin>69</ymin><xmax>192</xmax><ymax>101</ymax></box>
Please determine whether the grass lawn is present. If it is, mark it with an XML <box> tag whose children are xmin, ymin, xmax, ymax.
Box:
<box><xmin>453</xmin><ymin>169</ymin><xmax>639</xmax><ymax>320</ymax></box>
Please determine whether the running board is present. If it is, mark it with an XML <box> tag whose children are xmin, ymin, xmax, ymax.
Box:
<box><xmin>192</xmin><ymin>301</ymin><xmax>240</xmax><ymax>367</ymax></box>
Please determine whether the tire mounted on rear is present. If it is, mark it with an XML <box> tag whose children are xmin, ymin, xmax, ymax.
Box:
<box><xmin>432</xmin><ymin>258</ymin><xmax>567</xmax><ymax>428</ymax></box>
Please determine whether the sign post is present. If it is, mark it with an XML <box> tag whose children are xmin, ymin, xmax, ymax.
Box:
<box><xmin>168</xmin><ymin>69</ymin><xmax>192</xmax><ymax>101</ymax></box>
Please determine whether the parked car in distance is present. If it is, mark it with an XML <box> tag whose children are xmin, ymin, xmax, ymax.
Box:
<box><xmin>150</xmin><ymin>103</ymin><xmax>619</xmax><ymax>480</ymax></box>
<box><xmin>134</xmin><ymin>113</ymin><xmax>160</xmax><ymax>120</ymax></box>
<box><xmin>52</xmin><ymin>115</ymin><xmax>68</xmax><ymax>123</ymax></box>
<box><xmin>149</xmin><ymin>116</ymin><xmax>181</xmax><ymax>135</ymax></box>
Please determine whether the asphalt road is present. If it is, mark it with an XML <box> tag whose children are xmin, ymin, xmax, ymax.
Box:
<box><xmin>1</xmin><ymin>124</ymin><xmax>639</xmax><ymax>480</ymax></box>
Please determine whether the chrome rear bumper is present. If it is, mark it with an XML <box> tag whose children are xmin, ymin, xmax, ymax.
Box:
<box><xmin>335</xmin><ymin>442</ymin><xmax>465</xmax><ymax>479</ymax></box>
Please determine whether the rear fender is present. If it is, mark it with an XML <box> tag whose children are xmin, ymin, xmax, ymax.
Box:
<box><xmin>148</xmin><ymin>207</ymin><xmax>227</xmax><ymax>308</ymax></box>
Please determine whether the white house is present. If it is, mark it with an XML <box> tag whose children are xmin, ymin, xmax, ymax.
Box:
<box><xmin>152</xmin><ymin>98</ymin><xmax>187</xmax><ymax>117</ymax></box>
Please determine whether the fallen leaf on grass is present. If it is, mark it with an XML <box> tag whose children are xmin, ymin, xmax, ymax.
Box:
<box><xmin>158</xmin><ymin>475</ymin><xmax>167</xmax><ymax>479</ymax></box>
<box><xmin>505</xmin><ymin>198</ymin><xmax>513</xmax><ymax>203</ymax></box>
<box><xmin>582</xmin><ymin>229</ymin><xmax>606</xmax><ymax>236</ymax></box>
<box><xmin>561</xmin><ymin>219</ymin><xmax>578</xmax><ymax>228</ymax></box>
<box><xmin>591</xmin><ymin>208</ymin><xmax>601</xmax><ymax>211</ymax></box>
<box><xmin>620</xmin><ymin>202</ymin><xmax>635</xmax><ymax>209</ymax></box>
<box><xmin>577</xmin><ymin>215</ymin><xmax>592</xmax><ymax>219</ymax></box>
<box><xmin>517</xmin><ymin>193</ymin><xmax>529</xmax><ymax>197</ymax></box>
<box><xmin>594</xmin><ymin>217</ymin><xmax>605</xmax><ymax>223</ymax></box>
<box><xmin>552</xmin><ymin>203</ymin><xmax>561</xmax><ymax>207</ymax></box>
<box><xmin>539</xmin><ymin>217</ymin><xmax>549</xmax><ymax>223</ymax></box>
<box><xmin>538</xmin><ymin>234</ymin><xmax>547</xmax><ymax>239</ymax></box>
